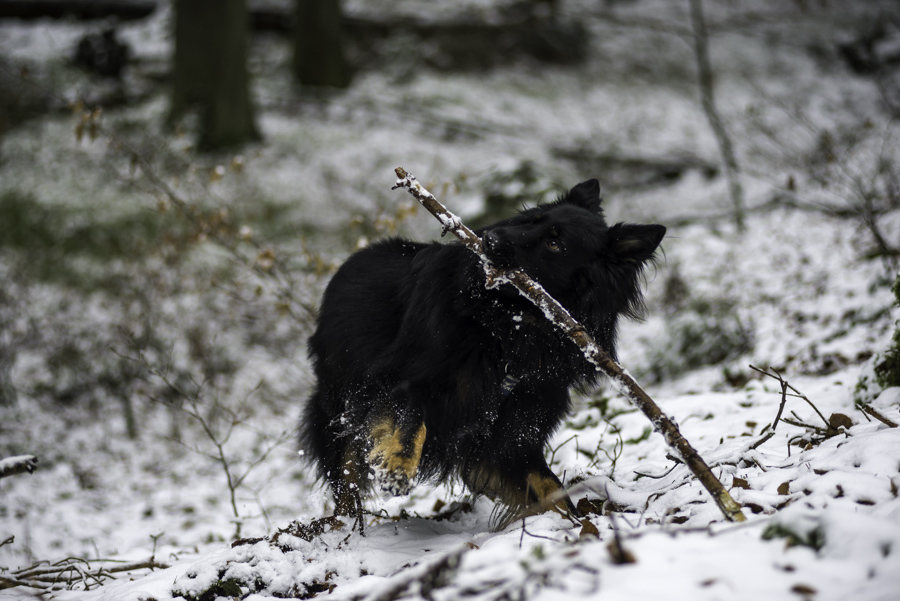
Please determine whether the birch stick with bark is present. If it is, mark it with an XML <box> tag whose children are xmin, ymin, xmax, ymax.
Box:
<box><xmin>392</xmin><ymin>167</ymin><xmax>746</xmax><ymax>523</ymax></box>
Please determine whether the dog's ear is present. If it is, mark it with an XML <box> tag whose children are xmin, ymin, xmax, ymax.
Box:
<box><xmin>563</xmin><ymin>179</ymin><xmax>603</xmax><ymax>213</ymax></box>
<box><xmin>606</xmin><ymin>223</ymin><xmax>666</xmax><ymax>262</ymax></box>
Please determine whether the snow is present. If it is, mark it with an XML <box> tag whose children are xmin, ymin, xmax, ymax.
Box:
<box><xmin>2</xmin><ymin>0</ymin><xmax>900</xmax><ymax>600</ymax></box>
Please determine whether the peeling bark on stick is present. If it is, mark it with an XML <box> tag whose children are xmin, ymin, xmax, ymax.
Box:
<box><xmin>392</xmin><ymin>167</ymin><xmax>746</xmax><ymax>524</ymax></box>
<box><xmin>0</xmin><ymin>455</ymin><xmax>38</xmax><ymax>480</ymax></box>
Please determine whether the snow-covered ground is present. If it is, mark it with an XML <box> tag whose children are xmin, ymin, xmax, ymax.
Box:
<box><xmin>1</xmin><ymin>1</ymin><xmax>899</xmax><ymax>600</ymax></box>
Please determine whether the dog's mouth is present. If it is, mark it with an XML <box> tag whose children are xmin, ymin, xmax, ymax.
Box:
<box><xmin>481</xmin><ymin>230</ymin><xmax>515</xmax><ymax>269</ymax></box>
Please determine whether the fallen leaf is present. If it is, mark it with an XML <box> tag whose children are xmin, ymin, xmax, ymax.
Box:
<box><xmin>791</xmin><ymin>583</ymin><xmax>817</xmax><ymax>596</ymax></box>
<box><xmin>829</xmin><ymin>413</ymin><xmax>853</xmax><ymax>431</ymax></box>
<box><xmin>576</xmin><ymin>497</ymin><xmax>604</xmax><ymax>516</ymax></box>
<box><xmin>607</xmin><ymin>539</ymin><xmax>636</xmax><ymax>564</ymax></box>
<box><xmin>580</xmin><ymin>518</ymin><xmax>599</xmax><ymax>539</ymax></box>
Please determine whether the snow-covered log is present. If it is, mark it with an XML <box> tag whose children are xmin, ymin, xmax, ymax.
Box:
<box><xmin>392</xmin><ymin>167</ymin><xmax>746</xmax><ymax>524</ymax></box>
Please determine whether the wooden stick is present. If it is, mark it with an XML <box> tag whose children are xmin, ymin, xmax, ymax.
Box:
<box><xmin>859</xmin><ymin>403</ymin><xmax>899</xmax><ymax>428</ymax></box>
<box><xmin>0</xmin><ymin>455</ymin><xmax>38</xmax><ymax>480</ymax></box>
<box><xmin>392</xmin><ymin>167</ymin><xmax>746</xmax><ymax>523</ymax></box>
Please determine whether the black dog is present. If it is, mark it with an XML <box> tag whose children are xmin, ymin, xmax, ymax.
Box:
<box><xmin>301</xmin><ymin>179</ymin><xmax>665</xmax><ymax>526</ymax></box>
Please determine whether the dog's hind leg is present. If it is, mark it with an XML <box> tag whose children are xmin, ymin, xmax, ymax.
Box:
<box><xmin>367</xmin><ymin>416</ymin><xmax>427</xmax><ymax>496</ymax></box>
<box><xmin>465</xmin><ymin>460</ymin><xmax>579</xmax><ymax>529</ymax></box>
<box><xmin>524</xmin><ymin>467</ymin><xmax>579</xmax><ymax>518</ymax></box>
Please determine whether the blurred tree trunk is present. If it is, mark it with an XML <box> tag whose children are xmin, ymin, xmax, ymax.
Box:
<box><xmin>0</xmin><ymin>288</ymin><xmax>17</xmax><ymax>407</ymax></box>
<box><xmin>169</xmin><ymin>0</ymin><xmax>261</xmax><ymax>149</ymax></box>
<box><xmin>0</xmin><ymin>355</ymin><xmax>16</xmax><ymax>406</ymax></box>
<box><xmin>688</xmin><ymin>0</ymin><xmax>745</xmax><ymax>232</ymax></box>
<box><xmin>122</xmin><ymin>397</ymin><xmax>138</xmax><ymax>439</ymax></box>
<box><xmin>293</xmin><ymin>0</ymin><xmax>351</xmax><ymax>88</ymax></box>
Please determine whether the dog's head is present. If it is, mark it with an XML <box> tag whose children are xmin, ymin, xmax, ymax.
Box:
<box><xmin>480</xmin><ymin>179</ymin><xmax>665</xmax><ymax>325</ymax></box>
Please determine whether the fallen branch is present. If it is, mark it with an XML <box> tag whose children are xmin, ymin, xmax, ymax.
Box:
<box><xmin>750</xmin><ymin>365</ymin><xmax>830</xmax><ymax>429</ymax></box>
<box><xmin>858</xmin><ymin>402</ymin><xmax>899</xmax><ymax>428</ymax></box>
<box><xmin>0</xmin><ymin>557</ymin><xmax>169</xmax><ymax>592</ymax></box>
<box><xmin>358</xmin><ymin>546</ymin><xmax>465</xmax><ymax>601</ymax></box>
<box><xmin>392</xmin><ymin>167</ymin><xmax>745</xmax><ymax>523</ymax></box>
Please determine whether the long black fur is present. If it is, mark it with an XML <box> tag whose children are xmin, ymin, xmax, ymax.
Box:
<box><xmin>300</xmin><ymin>179</ymin><xmax>665</xmax><ymax>524</ymax></box>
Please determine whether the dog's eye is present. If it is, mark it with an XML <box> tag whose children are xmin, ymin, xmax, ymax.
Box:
<box><xmin>546</xmin><ymin>239</ymin><xmax>561</xmax><ymax>252</ymax></box>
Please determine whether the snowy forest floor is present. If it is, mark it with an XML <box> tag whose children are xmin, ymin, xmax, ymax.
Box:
<box><xmin>2</xmin><ymin>1</ymin><xmax>900</xmax><ymax>600</ymax></box>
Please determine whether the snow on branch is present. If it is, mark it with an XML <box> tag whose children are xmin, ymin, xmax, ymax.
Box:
<box><xmin>0</xmin><ymin>455</ymin><xmax>38</xmax><ymax>480</ymax></box>
<box><xmin>392</xmin><ymin>167</ymin><xmax>746</xmax><ymax>524</ymax></box>
<box><xmin>0</xmin><ymin>556</ymin><xmax>169</xmax><ymax>592</ymax></box>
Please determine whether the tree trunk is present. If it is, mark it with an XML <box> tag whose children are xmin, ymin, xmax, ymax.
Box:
<box><xmin>688</xmin><ymin>0</ymin><xmax>745</xmax><ymax>233</ymax></box>
<box><xmin>169</xmin><ymin>0</ymin><xmax>261</xmax><ymax>150</ymax></box>
<box><xmin>293</xmin><ymin>0</ymin><xmax>351</xmax><ymax>88</ymax></box>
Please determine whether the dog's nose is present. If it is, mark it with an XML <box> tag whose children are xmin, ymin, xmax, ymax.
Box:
<box><xmin>482</xmin><ymin>230</ymin><xmax>500</xmax><ymax>251</ymax></box>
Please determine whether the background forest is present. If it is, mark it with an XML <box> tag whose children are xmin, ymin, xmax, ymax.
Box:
<box><xmin>1</xmin><ymin>1</ymin><xmax>899</xmax><ymax>600</ymax></box>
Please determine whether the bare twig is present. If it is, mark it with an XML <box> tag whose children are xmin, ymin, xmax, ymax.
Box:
<box><xmin>748</xmin><ymin>431</ymin><xmax>776</xmax><ymax>450</ymax></box>
<box><xmin>118</xmin><ymin>343</ymin><xmax>289</xmax><ymax>540</ymax></box>
<box><xmin>547</xmin><ymin>434</ymin><xmax>577</xmax><ymax>468</ymax></box>
<box><xmin>117</xmin><ymin>140</ymin><xmax>317</xmax><ymax>324</ymax></box>
<box><xmin>744</xmin><ymin>82</ymin><xmax>900</xmax><ymax>267</ymax></box>
<box><xmin>358</xmin><ymin>546</ymin><xmax>466</xmax><ymax>601</ymax></box>
<box><xmin>634</xmin><ymin>465</ymin><xmax>679</xmax><ymax>480</ymax></box>
<box><xmin>518</xmin><ymin>519</ymin><xmax>565</xmax><ymax>549</ymax></box>
<box><xmin>781</xmin><ymin>417</ymin><xmax>830</xmax><ymax>435</ymax></box>
<box><xmin>586</xmin><ymin>423</ymin><xmax>624</xmax><ymax>478</ymax></box>
<box><xmin>750</xmin><ymin>365</ymin><xmax>830</xmax><ymax>429</ymax></box>
<box><xmin>750</xmin><ymin>365</ymin><xmax>789</xmax><ymax>430</ymax></box>
<box><xmin>392</xmin><ymin>167</ymin><xmax>746</xmax><ymax>523</ymax></box>
<box><xmin>172</xmin><ymin>396</ymin><xmax>290</xmax><ymax>540</ymax></box>
<box><xmin>607</xmin><ymin>511</ymin><xmax>637</xmax><ymax>564</ymax></box>
<box><xmin>858</xmin><ymin>403</ymin><xmax>899</xmax><ymax>428</ymax></box>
